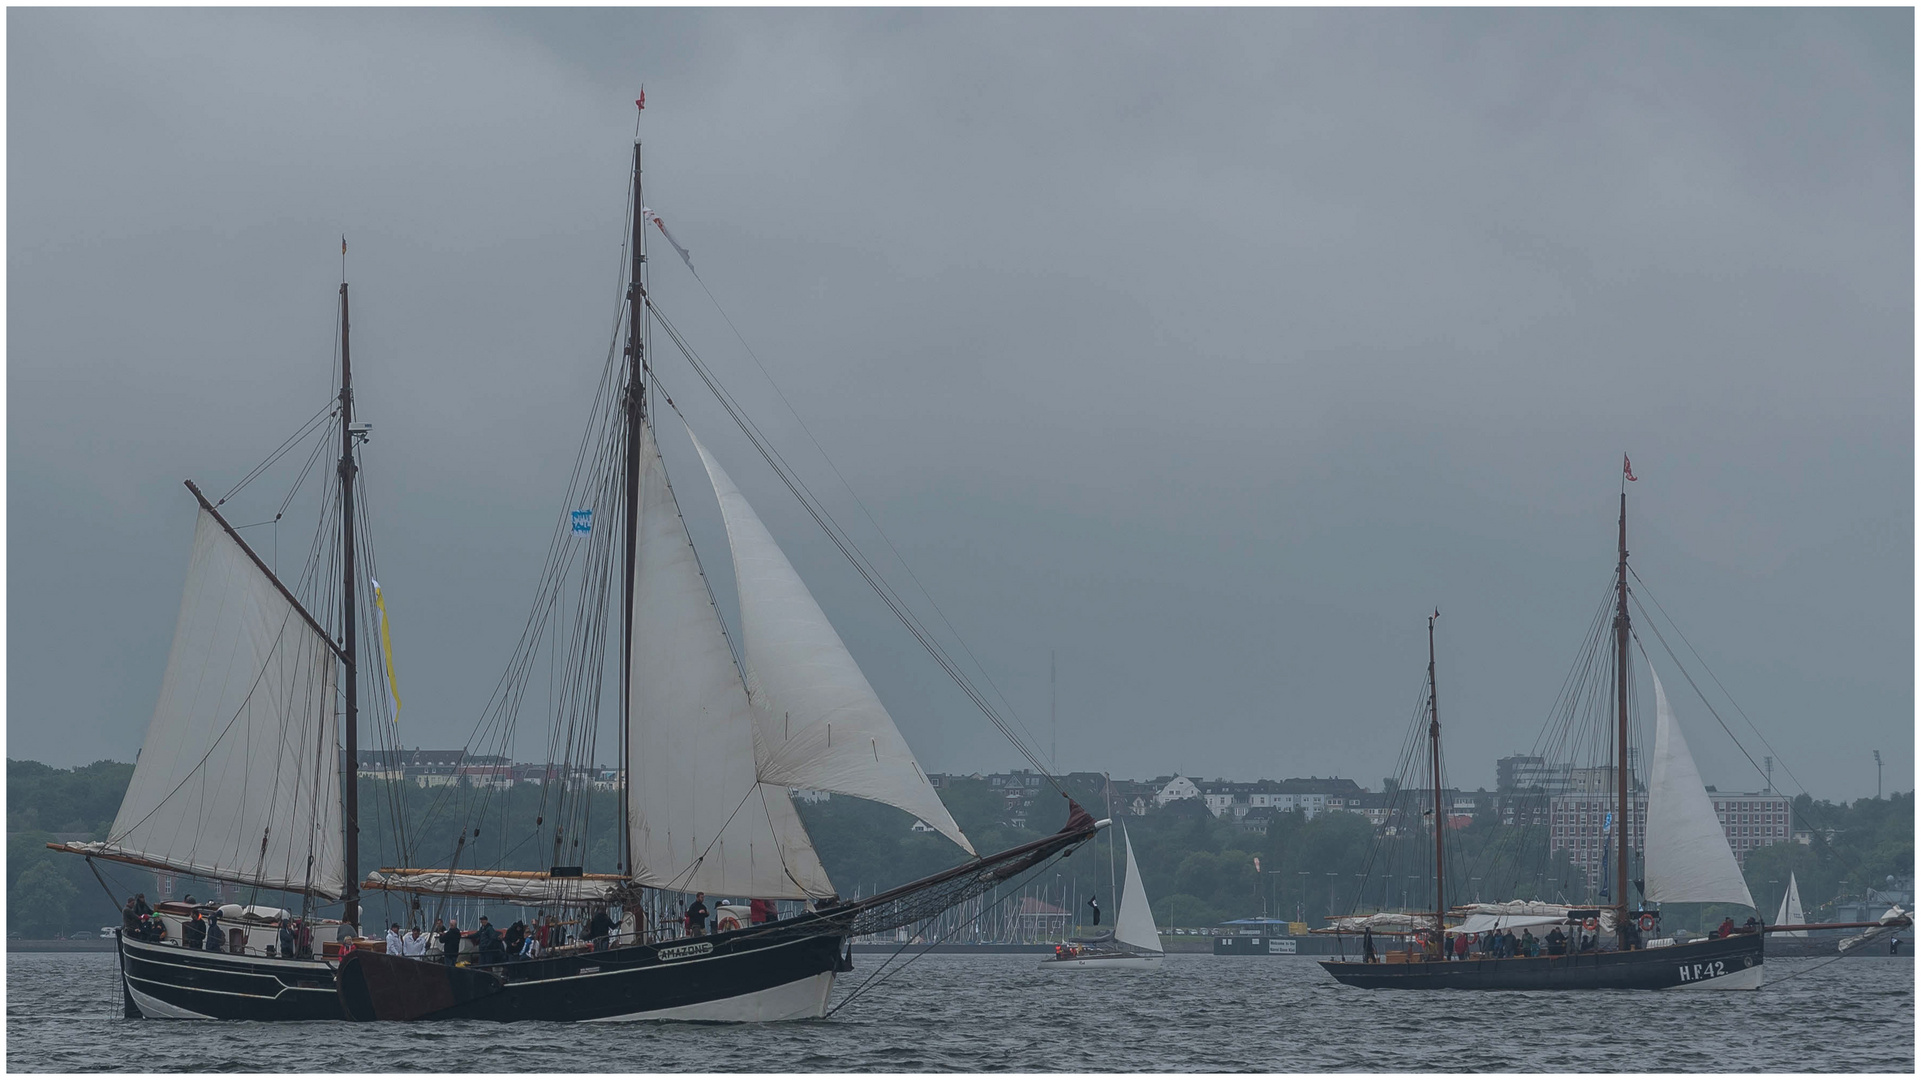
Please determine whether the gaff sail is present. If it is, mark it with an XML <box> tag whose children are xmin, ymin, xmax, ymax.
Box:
<box><xmin>55</xmin><ymin>507</ymin><xmax>344</xmax><ymax>898</ymax></box>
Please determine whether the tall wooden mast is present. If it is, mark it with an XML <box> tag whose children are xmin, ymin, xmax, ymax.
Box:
<box><xmin>1428</xmin><ymin>610</ymin><xmax>1444</xmax><ymax>950</ymax></box>
<box><xmin>1613</xmin><ymin>485</ymin><xmax>1631</xmax><ymax>938</ymax></box>
<box><xmin>618</xmin><ymin>132</ymin><xmax>648</xmax><ymax>876</ymax></box>
<box><xmin>338</xmin><ymin>276</ymin><xmax>360</xmax><ymax>933</ymax></box>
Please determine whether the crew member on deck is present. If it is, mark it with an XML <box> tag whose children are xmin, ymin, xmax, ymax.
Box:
<box><xmin>440</xmin><ymin>920</ymin><xmax>462</xmax><ymax>966</ymax></box>
<box><xmin>386</xmin><ymin>922</ymin><xmax>404</xmax><ymax>955</ymax></box>
<box><xmin>183</xmin><ymin>911</ymin><xmax>207</xmax><ymax>950</ymax></box>
<box><xmin>685</xmin><ymin>893</ymin><xmax>710</xmax><ymax>937</ymax></box>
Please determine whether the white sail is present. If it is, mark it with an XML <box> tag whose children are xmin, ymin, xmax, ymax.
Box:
<box><xmin>1114</xmin><ymin>826</ymin><xmax>1162</xmax><ymax>954</ymax></box>
<box><xmin>628</xmin><ymin>422</ymin><xmax>835</xmax><ymax>899</ymax></box>
<box><xmin>1775</xmin><ymin>872</ymin><xmax>1806</xmax><ymax>936</ymax></box>
<box><xmin>74</xmin><ymin>509</ymin><xmax>343</xmax><ymax>897</ymax></box>
<box><xmin>1642</xmin><ymin>663</ymin><xmax>1755</xmax><ymax>908</ymax></box>
<box><xmin>687</xmin><ymin>427</ymin><xmax>974</xmax><ymax>855</ymax></box>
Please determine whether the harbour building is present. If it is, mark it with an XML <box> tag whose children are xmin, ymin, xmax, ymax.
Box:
<box><xmin>1550</xmin><ymin>788</ymin><xmax>1792</xmax><ymax>889</ymax></box>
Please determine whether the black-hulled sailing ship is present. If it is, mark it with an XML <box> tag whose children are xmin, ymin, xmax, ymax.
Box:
<box><xmin>1323</xmin><ymin>476</ymin><xmax>1806</xmax><ymax>991</ymax></box>
<box><xmin>47</xmin><ymin>279</ymin><xmax>374</xmax><ymax>1020</ymax></box>
<box><xmin>334</xmin><ymin>120</ymin><xmax>1102</xmax><ymax>1021</ymax></box>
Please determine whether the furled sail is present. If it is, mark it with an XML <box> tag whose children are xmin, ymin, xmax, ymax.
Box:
<box><xmin>628</xmin><ymin>422</ymin><xmax>835</xmax><ymax>899</ymax></box>
<box><xmin>65</xmin><ymin>509</ymin><xmax>343</xmax><ymax>897</ymax></box>
<box><xmin>1114</xmin><ymin>826</ymin><xmax>1163</xmax><ymax>954</ymax></box>
<box><xmin>687</xmin><ymin>426</ymin><xmax>974</xmax><ymax>855</ymax></box>
<box><xmin>363</xmin><ymin>868</ymin><xmax>626</xmax><ymax>904</ymax></box>
<box><xmin>1775</xmin><ymin>872</ymin><xmax>1806</xmax><ymax>936</ymax></box>
<box><xmin>1641</xmin><ymin>663</ymin><xmax>1755</xmax><ymax>908</ymax></box>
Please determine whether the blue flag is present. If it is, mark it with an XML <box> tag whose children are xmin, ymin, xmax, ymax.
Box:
<box><xmin>571</xmin><ymin>509</ymin><xmax>593</xmax><ymax>536</ymax></box>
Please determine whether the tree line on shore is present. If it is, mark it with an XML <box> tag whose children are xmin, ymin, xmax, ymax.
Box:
<box><xmin>6</xmin><ymin>759</ymin><xmax>1911</xmax><ymax>939</ymax></box>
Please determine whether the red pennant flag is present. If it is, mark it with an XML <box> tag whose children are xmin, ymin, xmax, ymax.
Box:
<box><xmin>636</xmin><ymin>90</ymin><xmax>645</xmax><ymax>111</ymax></box>
<box><xmin>1623</xmin><ymin>454</ymin><xmax>1637</xmax><ymax>482</ymax></box>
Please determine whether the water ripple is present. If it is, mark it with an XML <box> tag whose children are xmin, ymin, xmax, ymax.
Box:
<box><xmin>5</xmin><ymin>952</ymin><xmax>1911</xmax><ymax>1071</ymax></box>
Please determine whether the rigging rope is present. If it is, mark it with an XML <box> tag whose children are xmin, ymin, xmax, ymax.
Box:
<box><xmin>674</xmin><ymin>263</ymin><xmax>1051</xmax><ymax>779</ymax></box>
<box><xmin>647</xmin><ymin>337</ymin><xmax>1062</xmax><ymax>790</ymax></box>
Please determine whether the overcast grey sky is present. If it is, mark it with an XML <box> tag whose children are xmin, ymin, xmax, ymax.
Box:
<box><xmin>9</xmin><ymin>8</ymin><xmax>1912</xmax><ymax>801</ymax></box>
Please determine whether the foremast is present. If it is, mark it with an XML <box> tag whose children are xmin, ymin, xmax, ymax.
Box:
<box><xmin>1427</xmin><ymin>611</ymin><xmax>1444</xmax><ymax>954</ymax></box>
<box><xmin>1613</xmin><ymin>480</ymin><xmax>1630</xmax><ymax>943</ymax></box>
<box><xmin>339</xmin><ymin>274</ymin><xmax>361</xmax><ymax>934</ymax></box>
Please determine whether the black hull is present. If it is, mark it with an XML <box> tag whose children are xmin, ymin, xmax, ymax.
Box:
<box><xmin>337</xmin><ymin>919</ymin><xmax>848</xmax><ymax>1022</ymax></box>
<box><xmin>119</xmin><ymin>934</ymin><xmax>345</xmax><ymax>1020</ymax></box>
<box><xmin>1320</xmin><ymin>933</ymin><xmax>1765</xmax><ymax>990</ymax></box>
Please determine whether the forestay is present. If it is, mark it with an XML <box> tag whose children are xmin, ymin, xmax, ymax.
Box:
<box><xmin>1641</xmin><ymin>663</ymin><xmax>1755</xmax><ymax>908</ymax></box>
<box><xmin>628</xmin><ymin>422</ymin><xmax>834</xmax><ymax>899</ymax></box>
<box><xmin>68</xmin><ymin>509</ymin><xmax>343</xmax><ymax>897</ymax></box>
<box><xmin>1114</xmin><ymin>826</ymin><xmax>1162</xmax><ymax>954</ymax></box>
<box><xmin>687</xmin><ymin>426</ymin><xmax>973</xmax><ymax>855</ymax></box>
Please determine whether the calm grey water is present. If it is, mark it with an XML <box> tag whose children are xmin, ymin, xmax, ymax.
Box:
<box><xmin>6</xmin><ymin>951</ymin><xmax>1912</xmax><ymax>1072</ymax></box>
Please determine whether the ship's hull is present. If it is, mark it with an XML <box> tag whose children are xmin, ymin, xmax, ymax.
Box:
<box><xmin>118</xmin><ymin>932</ymin><xmax>345</xmax><ymax>1020</ymax></box>
<box><xmin>1320</xmin><ymin>932</ymin><xmax>1764</xmax><ymax>990</ymax></box>
<box><xmin>336</xmin><ymin>919</ymin><xmax>848</xmax><ymax>1022</ymax></box>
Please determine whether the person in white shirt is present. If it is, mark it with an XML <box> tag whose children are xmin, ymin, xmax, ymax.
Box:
<box><xmin>403</xmin><ymin>927</ymin><xmax>428</xmax><ymax>957</ymax></box>
<box><xmin>385</xmin><ymin>922</ymin><xmax>404</xmax><ymax>956</ymax></box>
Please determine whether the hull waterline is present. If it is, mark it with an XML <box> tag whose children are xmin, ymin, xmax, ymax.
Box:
<box><xmin>1037</xmin><ymin>952</ymin><xmax>1162</xmax><ymax>971</ymax></box>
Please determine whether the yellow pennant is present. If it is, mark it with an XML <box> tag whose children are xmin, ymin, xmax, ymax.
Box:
<box><xmin>371</xmin><ymin>578</ymin><xmax>402</xmax><ymax>719</ymax></box>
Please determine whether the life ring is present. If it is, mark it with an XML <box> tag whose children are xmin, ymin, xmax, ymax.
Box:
<box><xmin>1637</xmin><ymin>914</ymin><xmax>1656</xmax><ymax>932</ymax></box>
<box><xmin>1583</xmin><ymin>917</ymin><xmax>1598</xmax><ymax>932</ymax></box>
<box><xmin>716</xmin><ymin>914</ymin><xmax>741</xmax><ymax>933</ymax></box>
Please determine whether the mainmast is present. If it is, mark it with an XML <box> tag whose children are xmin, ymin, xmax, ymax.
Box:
<box><xmin>1613</xmin><ymin>485</ymin><xmax>1630</xmax><ymax>939</ymax></box>
<box><xmin>1428</xmin><ymin>611</ymin><xmax>1444</xmax><ymax>951</ymax></box>
<box><xmin>338</xmin><ymin>275</ymin><xmax>360</xmax><ymax>934</ymax></box>
<box><xmin>618</xmin><ymin>130</ymin><xmax>648</xmax><ymax>876</ymax></box>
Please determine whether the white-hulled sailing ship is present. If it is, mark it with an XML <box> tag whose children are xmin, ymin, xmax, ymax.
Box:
<box><xmin>47</xmin><ymin>281</ymin><xmax>373</xmax><ymax>1020</ymax></box>
<box><xmin>333</xmin><ymin>122</ymin><xmax>1104</xmax><ymax>1021</ymax></box>
<box><xmin>1039</xmin><ymin>824</ymin><xmax>1162</xmax><ymax>971</ymax></box>
<box><xmin>1320</xmin><ymin>474</ymin><xmax>1909</xmax><ymax>991</ymax></box>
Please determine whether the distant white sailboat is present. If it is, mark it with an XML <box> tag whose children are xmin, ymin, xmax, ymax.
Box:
<box><xmin>1774</xmin><ymin>873</ymin><xmax>1806</xmax><ymax>937</ymax></box>
<box><xmin>1040</xmin><ymin>824</ymin><xmax>1163</xmax><ymax>971</ymax></box>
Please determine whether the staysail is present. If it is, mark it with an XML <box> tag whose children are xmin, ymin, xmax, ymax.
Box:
<box><xmin>687</xmin><ymin>426</ymin><xmax>973</xmax><ymax>855</ymax></box>
<box><xmin>1775</xmin><ymin>872</ymin><xmax>1806</xmax><ymax>936</ymax></box>
<box><xmin>1641</xmin><ymin>662</ymin><xmax>1755</xmax><ymax>908</ymax></box>
<box><xmin>65</xmin><ymin>508</ymin><xmax>344</xmax><ymax>897</ymax></box>
<box><xmin>628</xmin><ymin>421</ymin><xmax>835</xmax><ymax>899</ymax></box>
<box><xmin>1114</xmin><ymin>825</ymin><xmax>1163</xmax><ymax>954</ymax></box>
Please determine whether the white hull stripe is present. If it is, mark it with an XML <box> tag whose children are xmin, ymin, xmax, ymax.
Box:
<box><xmin>126</xmin><ymin>982</ymin><xmax>216</xmax><ymax>1020</ymax></box>
<box><xmin>584</xmin><ymin>971</ymin><xmax>836</xmax><ymax>1022</ymax></box>
<box><xmin>123</xmin><ymin>940</ymin><xmax>336</xmax><ymax>973</ymax></box>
